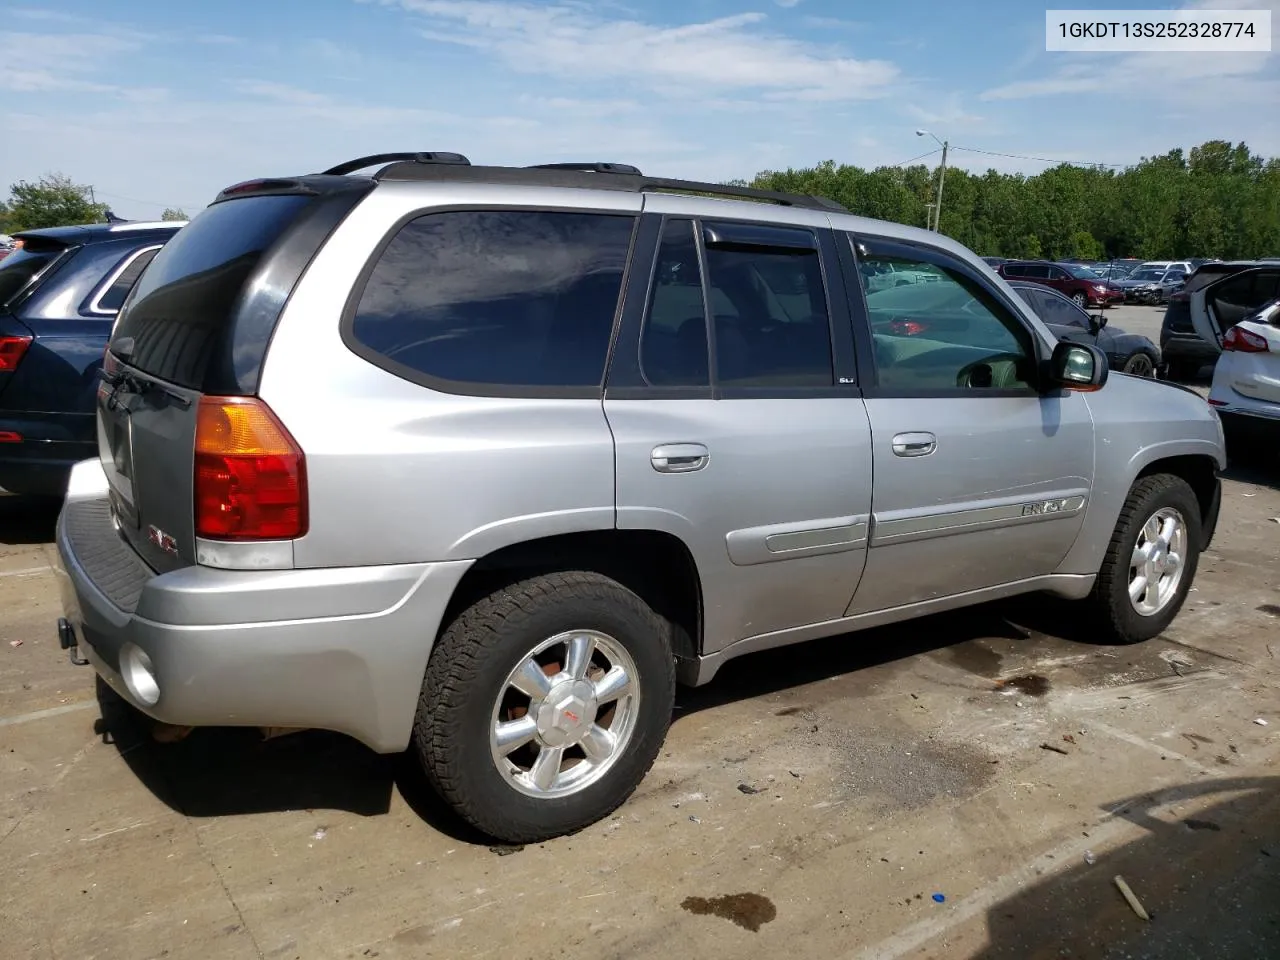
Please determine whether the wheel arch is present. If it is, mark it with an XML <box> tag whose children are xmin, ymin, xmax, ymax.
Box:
<box><xmin>438</xmin><ymin>529</ymin><xmax>704</xmax><ymax>668</ymax></box>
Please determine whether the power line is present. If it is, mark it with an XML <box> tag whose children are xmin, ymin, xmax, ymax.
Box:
<box><xmin>889</xmin><ymin>147</ymin><xmax>942</xmax><ymax>168</ymax></box>
<box><xmin>950</xmin><ymin>145</ymin><xmax>1126</xmax><ymax>169</ymax></box>
<box><xmin>92</xmin><ymin>188</ymin><xmax>205</xmax><ymax>212</ymax></box>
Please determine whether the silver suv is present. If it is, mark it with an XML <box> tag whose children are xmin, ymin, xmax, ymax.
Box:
<box><xmin>55</xmin><ymin>153</ymin><xmax>1226</xmax><ymax>843</ymax></box>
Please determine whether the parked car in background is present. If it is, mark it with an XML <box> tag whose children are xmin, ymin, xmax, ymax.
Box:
<box><xmin>1007</xmin><ymin>281</ymin><xmax>1159</xmax><ymax>377</ymax></box>
<box><xmin>0</xmin><ymin>220</ymin><xmax>181</xmax><ymax>496</ymax></box>
<box><xmin>996</xmin><ymin>260</ymin><xmax>1123</xmax><ymax>308</ymax></box>
<box><xmin>1161</xmin><ymin>261</ymin><xmax>1280</xmax><ymax>380</ymax></box>
<box><xmin>53</xmin><ymin>152</ymin><xmax>1224</xmax><ymax>844</ymax></box>
<box><xmin>981</xmin><ymin>256</ymin><xmax>1008</xmax><ymax>268</ymax></box>
<box><xmin>862</xmin><ymin>258</ymin><xmax>946</xmax><ymax>293</ymax></box>
<box><xmin>1112</xmin><ymin>261</ymin><xmax>1192</xmax><ymax>305</ymax></box>
<box><xmin>1208</xmin><ymin>297</ymin><xmax>1280</xmax><ymax>452</ymax></box>
<box><xmin>1093</xmin><ymin>259</ymin><xmax>1142</xmax><ymax>281</ymax></box>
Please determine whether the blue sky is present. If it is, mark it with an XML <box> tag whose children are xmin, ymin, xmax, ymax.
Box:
<box><xmin>2</xmin><ymin>0</ymin><xmax>1277</xmax><ymax>219</ymax></box>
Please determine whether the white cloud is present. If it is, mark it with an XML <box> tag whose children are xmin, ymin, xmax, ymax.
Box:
<box><xmin>373</xmin><ymin>0</ymin><xmax>899</xmax><ymax>101</ymax></box>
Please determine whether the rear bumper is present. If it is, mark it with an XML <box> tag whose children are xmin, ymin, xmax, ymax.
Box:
<box><xmin>54</xmin><ymin>460</ymin><xmax>472</xmax><ymax>753</ymax></box>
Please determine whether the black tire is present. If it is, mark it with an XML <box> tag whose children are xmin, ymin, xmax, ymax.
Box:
<box><xmin>1163</xmin><ymin>360</ymin><xmax>1199</xmax><ymax>382</ymax></box>
<box><xmin>1087</xmin><ymin>474</ymin><xmax>1202</xmax><ymax>644</ymax></box>
<box><xmin>414</xmin><ymin>570</ymin><xmax>675</xmax><ymax>843</ymax></box>
<box><xmin>1121</xmin><ymin>352</ymin><xmax>1156</xmax><ymax>378</ymax></box>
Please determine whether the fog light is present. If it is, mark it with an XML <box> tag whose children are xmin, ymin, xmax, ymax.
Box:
<box><xmin>120</xmin><ymin>643</ymin><xmax>160</xmax><ymax>707</ymax></box>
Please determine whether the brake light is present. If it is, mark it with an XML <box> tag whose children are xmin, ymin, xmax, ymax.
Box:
<box><xmin>889</xmin><ymin>319</ymin><xmax>929</xmax><ymax>336</ymax></box>
<box><xmin>194</xmin><ymin>397</ymin><xmax>307</xmax><ymax>540</ymax></box>
<box><xmin>1222</xmin><ymin>326</ymin><xmax>1269</xmax><ymax>353</ymax></box>
<box><xmin>1169</xmin><ymin>291</ymin><xmax>1189</xmax><ymax>303</ymax></box>
<box><xmin>0</xmin><ymin>335</ymin><xmax>32</xmax><ymax>373</ymax></box>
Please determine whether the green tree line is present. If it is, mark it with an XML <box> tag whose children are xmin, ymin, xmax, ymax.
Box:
<box><xmin>749</xmin><ymin>140</ymin><xmax>1280</xmax><ymax>261</ymax></box>
<box><xmin>0</xmin><ymin>173</ymin><xmax>189</xmax><ymax>234</ymax></box>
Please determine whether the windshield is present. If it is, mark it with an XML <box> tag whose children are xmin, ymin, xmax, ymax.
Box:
<box><xmin>1063</xmin><ymin>264</ymin><xmax>1100</xmax><ymax>279</ymax></box>
<box><xmin>0</xmin><ymin>246</ymin><xmax>61</xmax><ymax>307</ymax></box>
<box><xmin>1130</xmin><ymin>268</ymin><xmax>1165</xmax><ymax>281</ymax></box>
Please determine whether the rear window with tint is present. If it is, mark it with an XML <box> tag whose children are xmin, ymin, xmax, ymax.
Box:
<box><xmin>0</xmin><ymin>245</ymin><xmax>64</xmax><ymax>307</ymax></box>
<box><xmin>349</xmin><ymin>210</ymin><xmax>635</xmax><ymax>391</ymax></box>
<box><xmin>112</xmin><ymin>195</ymin><xmax>311</xmax><ymax>388</ymax></box>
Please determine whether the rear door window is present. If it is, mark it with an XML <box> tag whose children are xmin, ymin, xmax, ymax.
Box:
<box><xmin>112</xmin><ymin>195</ymin><xmax>312</xmax><ymax>388</ymax></box>
<box><xmin>1209</xmin><ymin>270</ymin><xmax>1280</xmax><ymax>331</ymax></box>
<box><xmin>703</xmin><ymin>234</ymin><xmax>832</xmax><ymax>387</ymax></box>
<box><xmin>349</xmin><ymin>210</ymin><xmax>636</xmax><ymax>393</ymax></box>
<box><xmin>1024</xmin><ymin>264</ymin><xmax>1051</xmax><ymax>280</ymax></box>
<box><xmin>640</xmin><ymin>219</ymin><xmax>709</xmax><ymax>387</ymax></box>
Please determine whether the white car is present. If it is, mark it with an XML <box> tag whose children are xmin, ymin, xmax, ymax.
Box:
<box><xmin>1207</xmin><ymin>298</ymin><xmax>1280</xmax><ymax>443</ymax></box>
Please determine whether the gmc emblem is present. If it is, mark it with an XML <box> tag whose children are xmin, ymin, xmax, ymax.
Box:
<box><xmin>147</xmin><ymin>525</ymin><xmax>178</xmax><ymax>555</ymax></box>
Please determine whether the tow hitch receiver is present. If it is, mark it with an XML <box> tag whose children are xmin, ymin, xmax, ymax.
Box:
<box><xmin>57</xmin><ymin>617</ymin><xmax>90</xmax><ymax>666</ymax></box>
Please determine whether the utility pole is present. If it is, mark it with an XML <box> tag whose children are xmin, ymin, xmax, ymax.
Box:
<box><xmin>916</xmin><ymin>129</ymin><xmax>948</xmax><ymax>232</ymax></box>
<box><xmin>933</xmin><ymin>140</ymin><xmax>948</xmax><ymax>233</ymax></box>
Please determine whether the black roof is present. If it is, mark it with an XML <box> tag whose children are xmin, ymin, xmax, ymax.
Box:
<box><xmin>216</xmin><ymin>151</ymin><xmax>850</xmax><ymax>214</ymax></box>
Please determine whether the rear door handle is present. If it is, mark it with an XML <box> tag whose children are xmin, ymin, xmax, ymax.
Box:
<box><xmin>651</xmin><ymin>443</ymin><xmax>709</xmax><ymax>473</ymax></box>
<box><xmin>891</xmin><ymin>432</ymin><xmax>936</xmax><ymax>457</ymax></box>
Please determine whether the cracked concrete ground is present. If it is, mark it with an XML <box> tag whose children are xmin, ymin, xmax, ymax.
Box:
<box><xmin>1</xmin><ymin>433</ymin><xmax>1276</xmax><ymax>959</ymax></box>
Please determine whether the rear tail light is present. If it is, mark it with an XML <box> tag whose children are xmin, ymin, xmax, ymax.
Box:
<box><xmin>194</xmin><ymin>397</ymin><xmax>307</xmax><ymax>540</ymax></box>
<box><xmin>0</xmin><ymin>335</ymin><xmax>32</xmax><ymax>373</ymax></box>
<box><xmin>0</xmin><ymin>430</ymin><xmax>22</xmax><ymax>443</ymax></box>
<box><xmin>1222</xmin><ymin>326</ymin><xmax>1269</xmax><ymax>353</ymax></box>
<box><xmin>889</xmin><ymin>319</ymin><xmax>929</xmax><ymax>336</ymax></box>
<box><xmin>1169</xmin><ymin>291</ymin><xmax>1189</xmax><ymax>303</ymax></box>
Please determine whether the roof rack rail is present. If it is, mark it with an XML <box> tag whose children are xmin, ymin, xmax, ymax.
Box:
<box><xmin>322</xmin><ymin>152</ymin><xmax>471</xmax><ymax>176</ymax></box>
<box><xmin>529</xmin><ymin>162</ymin><xmax>643</xmax><ymax>175</ymax></box>
<box><xmin>372</xmin><ymin>162</ymin><xmax>848</xmax><ymax>213</ymax></box>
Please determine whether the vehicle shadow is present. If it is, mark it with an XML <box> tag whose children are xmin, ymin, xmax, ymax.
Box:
<box><xmin>91</xmin><ymin>677</ymin><xmax>488</xmax><ymax>844</ymax></box>
<box><xmin>971</xmin><ymin>775</ymin><xmax>1280</xmax><ymax>959</ymax></box>
<box><xmin>676</xmin><ymin>592</ymin><xmax>1113</xmax><ymax>717</ymax></box>
<box><xmin>1222</xmin><ymin>458</ymin><xmax>1279</xmax><ymax>490</ymax></box>
<box><xmin>0</xmin><ymin>493</ymin><xmax>60</xmax><ymax>545</ymax></box>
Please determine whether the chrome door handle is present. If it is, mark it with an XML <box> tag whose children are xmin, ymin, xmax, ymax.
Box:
<box><xmin>891</xmin><ymin>432</ymin><xmax>936</xmax><ymax>457</ymax></box>
<box><xmin>651</xmin><ymin>443</ymin><xmax>709</xmax><ymax>473</ymax></box>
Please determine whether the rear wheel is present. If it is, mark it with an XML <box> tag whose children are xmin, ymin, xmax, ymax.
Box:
<box><xmin>414</xmin><ymin>570</ymin><xmax>675</xmax><ymax>843</ymax></box>
<box><xmin>1086</xmin><ymin>474</ymin><xmax>1201</xmax><ymax>643</ymax></box>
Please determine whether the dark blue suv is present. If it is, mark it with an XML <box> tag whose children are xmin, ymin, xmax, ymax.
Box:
<box><xmin>0</xmin><ymin>220</ymin><xmax>181</xmax><ymax>497</ymax></box>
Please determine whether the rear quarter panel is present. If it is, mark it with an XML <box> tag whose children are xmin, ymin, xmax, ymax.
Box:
<box><xmin>1058</xmin><ymin>376</ymin><xmax>1225</xmax><ymax>575</ymax></box>
<box><xmin>259</xmin><ymin>182</ymin><xmax>644</xmax><ymax>568</ymax></box>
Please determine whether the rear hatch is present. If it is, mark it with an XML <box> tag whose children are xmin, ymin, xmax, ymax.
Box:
<box><xmin>0</xmin><ymin>236</ymin><xmax>74</xmax><ymax>399</ymax></box>
<box><xmin>100</xmin><ymin>182</ymin><xmax>370</xmax><ymax>572</ymax></box>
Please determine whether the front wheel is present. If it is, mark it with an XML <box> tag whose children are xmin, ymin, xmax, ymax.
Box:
<box><xmin>1122</xmin><ymin>352</ymin><xmax>1156</xmax><ymax>378</ymax></box>
<box><xmin>1086</xmin><ymin>474</ymin><xmax>1202</xmax><ymax>643</ymax></box>
<box><xmin>414</xmin><ymin>570</ymin><xmax>676</xmax><ymax>843</ymax></box>
<box><xmin>1071</xmin><ymin>292</ymin><xmax>1088</xmax><ymax>308</ymax></box>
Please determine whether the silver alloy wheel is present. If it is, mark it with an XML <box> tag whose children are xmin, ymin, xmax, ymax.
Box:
<box><xmin>1072</xmin><ymin>292</ymin><xmax>1087</xmax><ymax>307</ymax></box>
<box><xmin>1123</xmin><ymin>353</ymin><xmax>1155</xmax><ymax>377</ymax></box>
<box><xmin>489</xmin><ymin>629</ymin><xmax>639</xmax><ymax>800</ymax></box>
<box><xmin>1128</xmin><ymin>506</ymin><xmax>1188</xmax><ymax>616</ymax></box>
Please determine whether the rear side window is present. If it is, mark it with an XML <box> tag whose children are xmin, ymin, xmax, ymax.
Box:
<box><xmin>350</xmin><ymin>210</ymin><xmax>635</xmax><ymax>392</ymax></box>
<box><xmin>112</xmin><ymin>195</ymin><xmax>312</xmax><ymax>388</ymax></box>
<box><xmin>93</xmin><ymin>247</ymin><xmax>160</xmax><ymax>314</ymax></box>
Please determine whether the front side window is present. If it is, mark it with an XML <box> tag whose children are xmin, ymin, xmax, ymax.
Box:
<box><xmin>859</xmin><ymin>251</ymin><xmax>1037</xmax><ymax>391</ymax></box>
<box><xmin>1209</xmin><ymin>270</ymin><xmax>1280</xmax><ymax>330</ymax></box>
<box><xmin>1037</xmin><ymin>289</ymin><xmax>1091</xmax><ymax>329</ymax></box>
<box><xmin>351</xmin><ymin>210</ymin><xmax>635</xmax><ymax>390</ymax></box>
<box><xmin>1023</xmin><ymin>264</ymin><xmax>1051</xmax><ymax>280</ymax></box>
<box><xmin>704</xmin><ymin>241</ymin><xmax>833</xmax><ymax>387</ymax></box>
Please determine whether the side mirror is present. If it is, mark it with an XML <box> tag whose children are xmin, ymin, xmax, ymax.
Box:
<box><xmin>1047</xmin><ymin>341</ymin><xmax>1109</xmax><ymax>392</ymax></box>
<box><xmin>1089</xmin><ymin>313</ymin><xmax>1108</xmax><ymax>333</ymax></box>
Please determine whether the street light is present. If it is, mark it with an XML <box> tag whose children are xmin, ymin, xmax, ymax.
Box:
<box><xmin>916</xmin><ymin>129</ymin><xmax>949</xmax><ymax>232</ymax></box>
